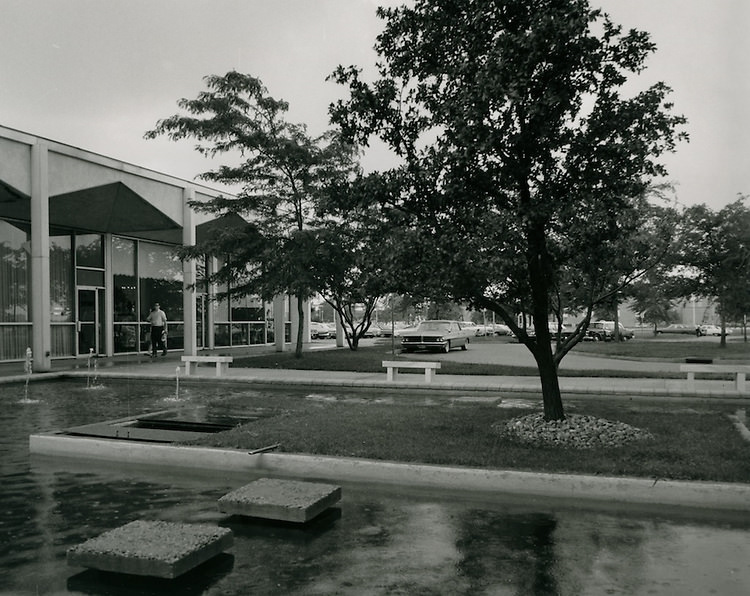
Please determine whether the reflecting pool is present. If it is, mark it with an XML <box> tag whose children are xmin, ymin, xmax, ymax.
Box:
<box><xmin>2</xmin><ymin>379</ymin><xmax>750</xmax><ymax>595</ymax></box>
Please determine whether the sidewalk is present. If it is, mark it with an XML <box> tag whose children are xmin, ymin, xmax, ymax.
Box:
<box><xmin>4</xmin><ymin>349</ymin><xmax>749</xmax><ymax>402</ymax></box>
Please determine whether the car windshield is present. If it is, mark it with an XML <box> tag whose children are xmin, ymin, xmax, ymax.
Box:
<box><xmin>419</xmin><ymin>322</ymin><xmax>451</xmax><ymax>332</ymax></box>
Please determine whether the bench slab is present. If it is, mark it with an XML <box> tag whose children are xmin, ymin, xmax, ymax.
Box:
<box><xmin>218</xmin><ymin>478</ymin><xmax>341</xmax><ymax>523</ymax></box>
<box><xmin>67</xmin><ymin>520</ymin><xmax>233</xmax><ymax>579</ymax></box>
<box><xmin>382</xmin><ymin>360</ymin><xmax>441</xmax><ymax>382</ymax></box>
<box><xmin>679</xmin><ymin>364</ymin><xmax>750</xmax><ymax>392</ymax></box>
<box><xmin>181</xmin><ymin>356</ymin><xmax>233</xmax><ymax>377</ymax></box>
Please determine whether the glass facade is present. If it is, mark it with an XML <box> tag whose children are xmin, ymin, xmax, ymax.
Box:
<box><xmin>0</xmin><ymin>220</ymin><xmax>31</xmax><ymax>360</ymax></box>
<box><xmin>138</xmin><ymin>240</ymin><xmax>183</xmax><ymax>351</ymax></box>
<box><xmin>113</xmin><ymin>237</ymin><xmax>138</xmax><ymax>353</ymax></box>
<box><xmin>50</xmin><ymin>234</ymin><xmax>74</xmax><ymax>357</ymax></box>
<box><xmin>0</xmin><ymin>223</ymin><xmax>283</xmax><ymax>361</ymax></box>
<box><xmin>213</xmin><ymin>279</ymin><xmax>270</xmax><ymax>347</ymax></box>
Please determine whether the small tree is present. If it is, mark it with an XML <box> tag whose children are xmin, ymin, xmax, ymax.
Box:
<box><xmin>677</xmin><ymin>197</ymin><xmax>750</xmax><ymax>347</ymax></box>
<box><xmin>146</xmin><ymin>71</ymin><xmax>357</xmax><ymax>357</ymax></box>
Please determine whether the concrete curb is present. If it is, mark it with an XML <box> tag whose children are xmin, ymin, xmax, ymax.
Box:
<box><xmin>7</xmin><ymin>369</ymin><xmax>749</xmax><ymax>402</ymax></box>
<box><xmin>29</xmin><ymin>433</ymin><xmax>750</xmax><ymax>513</ymax></box>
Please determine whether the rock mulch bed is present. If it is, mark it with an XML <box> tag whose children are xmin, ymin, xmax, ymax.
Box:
<box><xmin>496</xmin><ymin>413</ymin><xmax>654</xmax><ymax>449</ymax></box>
<box><xmin>67</xmin><ymin>520</ymin><xmax>233</xmax><ymax>579</ymax></box>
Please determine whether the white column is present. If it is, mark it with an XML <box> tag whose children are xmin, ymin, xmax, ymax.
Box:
<box><xmin>182</xmin><ymin>188</ymin><xmax>197</xmax><ymax>356</ymax></box>
<box><xmin>30</xmin><ymin>142</ymin><xmax>51</xmax><ymax>371</ymax></box>
<box><xmin>288</xmin><ymin>296</ymin><xmax>312</xmax><ymax>345</ymax></box>
<box><xmin>206</xmin><ymin>257</ymin><xmax>216</xmax><ymax>350</ymax></box>
<box><xmin>273</xmin><ymin>294</ymin><xmax>286</xmax><ymax>352</ymax></box>
<box><xmin>335</xmin><ymin>310</ymin><xmax>344</xmax><ymax>348</ymax></box>
<box><xmin>103</xmin><ymin>233</ymin><xmax>114</xmax><ymax>356</ymax></box>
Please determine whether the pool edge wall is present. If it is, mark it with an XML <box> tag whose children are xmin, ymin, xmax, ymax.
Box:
<box><xmin>29</xmin><ymin>433</ymin><xmax>750</xmax><ymax>513</ymax></box>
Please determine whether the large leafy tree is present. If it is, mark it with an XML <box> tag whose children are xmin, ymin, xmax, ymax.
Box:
<box><xmin>146</xmin><ymin>71</ymin><xmax>357</xmax><ymax>357</ymax></box>
<box><xmin>330</xmin><ymin>0</ymin><xmax>686</xmax><ymax>419</ymax></box>
<box><xmin>677</xmin><ymin>197</ymin><xmax>750</xmax><ymax>347</ymax></box>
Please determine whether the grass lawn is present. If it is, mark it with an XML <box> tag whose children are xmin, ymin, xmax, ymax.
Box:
<box><xmin>187</xmin><ymin>391</ymin><xmax>750</xmax><ymax>484</ymax></box>
<box><xmin>206</xmin><ymin>336</ymin><xmax>750</xmax><ymax>484</ymax></box>
<box><xmin>232</xmin><ymin>336</ymin><xmax>749</xmax><ymax>378</ymax></box>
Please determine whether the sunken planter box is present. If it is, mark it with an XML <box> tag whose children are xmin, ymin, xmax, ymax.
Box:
<box><xmin>67</xmin><ymin>520</ymin><xmax>233</xmax><ymax>579</ymax></box>
<box><xmin>218</xmin><ymin>478</ymin><xmax>342</xmax><ymax>523</ymax></box>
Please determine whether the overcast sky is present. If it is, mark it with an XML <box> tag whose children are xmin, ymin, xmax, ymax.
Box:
<box><xmin>1</xmin><ymin>0</ymin><xmax>747</xmax><ymax>211</ymax></box>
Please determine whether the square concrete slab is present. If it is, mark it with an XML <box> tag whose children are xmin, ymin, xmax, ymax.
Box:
<box><xmin>67</xmin><ymin>520</ymin><xmax>233</xmax><ymax>579</ymax></box>
<box><xmin>218</xmin><ymin>478</ymin><xmax>342</xmax><ymax>523</ymax></box>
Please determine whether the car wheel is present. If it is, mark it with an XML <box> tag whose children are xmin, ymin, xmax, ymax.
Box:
<box><xmin>444</xmin><ymin>341</ymin><xmax>451</xmax><ymax>353</ymax></box>
<box><xmin>461</xmin><ymin>339</ymin><xmax>468</xmax><ymax>350</ymax></box>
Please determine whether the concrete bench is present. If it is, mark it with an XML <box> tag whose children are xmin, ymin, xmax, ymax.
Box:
<box><xmin>680</xmin><ymin>363</ymin><xmax>750</xmax><ymax>392</ymax></box>
<box><xmin>383</xmin><ymin>360</ymin><xmax>441</xmax><ymax>383</ymax></box>
<box><xmin>181</xmin><ymin>355</ymin><xmax>233</xmax><ymax>377</ymax></box>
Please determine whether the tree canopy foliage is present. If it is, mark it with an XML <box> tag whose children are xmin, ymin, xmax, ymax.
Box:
<box><xmin>146</xmin><ymin>71</ymin><xmax>358</xmax><ymax>356</ymax></box>
<box><xmin>330</xmin><ymin>0</ymin><xmax>687</xmax><ymax>419</ymax></box>
<box><xmin>676</xmin><ymin>196</ymin><xmax>750</xmax><ymax>345</ymax></box>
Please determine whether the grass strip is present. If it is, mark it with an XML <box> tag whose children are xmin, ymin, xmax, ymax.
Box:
<box><xmin>186</xmin><ymin>392</ymin><xmax>750</xmax><ymax>484</ymax></box>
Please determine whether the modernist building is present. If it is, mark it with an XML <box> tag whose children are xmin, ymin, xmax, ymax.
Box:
<box><xmin>0</xmin><ymin>125</ymin><xmax>306</xmax><ymax>371</ymax></box>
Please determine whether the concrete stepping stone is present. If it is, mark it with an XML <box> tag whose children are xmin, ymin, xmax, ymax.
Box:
<box><xmin>218</xmin><ymin>478</ymin><xmax>342</xmax><ymax>523</ymax></box>
<box><xmin>67</xmin><ymin>520</ymin><xmax>233</xmax><ymax>579</ymax></box>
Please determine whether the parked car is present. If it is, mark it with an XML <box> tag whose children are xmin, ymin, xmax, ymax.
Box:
<box><xmin>697</xmin><ymin>324</ymin><xmax>730</xmax><ymax>337</ymax></box>
<box><xmin>309</xmin><ymin>321</ymin><xmax>331</xmax><ymax>340</ymax></box>
<box><xmin>362</xmin><ymin>324</ymin><xmax>381</xmax><ymax>338</ymax></box>
<box><xmin>587</xmin><ymin>321</ymin><xmax>635</xmax><ymax>341</ymax></box>
<box><xmin>400</xmin><ymin>320</ymin><xmax>471</xmax><ymax>353</ymax></box>
<box><xmin>655</xmin><ymin>323</ymin><xmax>698</xmax><ymax>335</ymax></box>
<box><xmin>492</xmin><ymin>323</ymin><xmax>512</xmax><ymax>336</ymax></box>
<box><xmin>323</xmin><ymin>322</ymin><xmax>337</xmax><ymax>339</ymax></box>
<box><xmin>461</xmin><ymin>321</ymin><xmax>484</xmax><ymax>336</ymax></box>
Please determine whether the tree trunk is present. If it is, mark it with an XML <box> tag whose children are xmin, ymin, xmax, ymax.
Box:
<box><xmin>532</xmin><ymin>341</ymin><xmax>566</xmax><ymax>420</ymax></box>
<box><xmin>295</xmin><ymin>295</ymin><xmax>305</xmax><ymax>358</ymax></box>
<box><xmin>524</xmin><ymin>217</ymin><xmax>566</xmax><ymax>421</ymax></box>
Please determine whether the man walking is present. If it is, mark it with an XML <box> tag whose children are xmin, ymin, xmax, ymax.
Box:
<box><xmin>146</xmin><ymin>303</ymin><xmax>168</xmax><ymax>357</ymax></box>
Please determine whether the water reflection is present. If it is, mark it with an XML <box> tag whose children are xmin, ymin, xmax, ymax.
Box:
<box><xmin>2</xmin><ymin>380</ymin><xmax>750</xmax><ymax>594</ymax></box>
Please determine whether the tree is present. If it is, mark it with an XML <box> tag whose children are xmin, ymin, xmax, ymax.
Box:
<box><xmin>677</xmin><ymin>197</ymin><xmax>750</xmax><ymax>347</ymax></box>
<box><xmin>146</xmin><ymin>71</ymin><xmax>357</xmax><ymax>357</ymax></box>
<box><xmin>330</xmin><ymin>0</ymin><xmax>686</xmax><ymax>419</ymax></box>
<box><xmin>310</xmin><ymin>171</ymin><xmax>408</xmax><ymax>350</ymax></box>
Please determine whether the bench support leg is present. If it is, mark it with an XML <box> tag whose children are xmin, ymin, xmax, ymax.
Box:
<box><xmin>184</xmin><ymin>361</ymin><xmax>192</xmax><ymax>376</ymax></box>
<box><xmin>686</xmin><ymin>371</ymin><xmax>695</xmax><ymax>391</ymax></box>
<box><xmin>424</xmin><ymin>369</ymin><xmax>433</xmax><ymax>383</ymax></box>
<box><xmin>387</xmin><ymin>368</ymin><xmax>396</xmax><ymax>382</ymax></box>
<box><xmin>737</xmin><ymin>373</ymin><xmax>746</xmax><ymax>393</ymax></box>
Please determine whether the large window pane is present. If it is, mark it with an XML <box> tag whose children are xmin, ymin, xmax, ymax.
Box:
<box><xmin>113</xmin><ymin>237</ymin><xmax>137</xmax><ymax>322</ymax></box>
<box><xmin>0</xmin><ymin>324</ymin><xmax>31</xmax><ymax>360</ymax></box>
<box><xmin>231</xmin><ymin>294</ymin><xmax>263</xmax><ymax>321</ymax></box>
<box><xmin>0</xmin><ymin>220</ymin><xmax>30</xmax><ymax>323</ymax></box>
<box><xmin>113</xmin><ymin>324</ymin><xmax>138</xmax><ymax>353</ymax></box>
<box><xmin>51</xmin><ymin>324</ymin><xmax>75</xmax><ymax>357</ymax></box>
<box><xmin>75</xmin><ymin>234</ymin><xmax>103</xmax><ymax>268</ymax></box>
<box><xmin>50</xmin><ymin>235</ymin><xmax>73</xmax><ymax>322</ymax></box>
<box><xmin>138</xmin><ymin>241</ymin><xmax>183</xmax><ymax>321</ymax></box>
<box><xmin>249</xmin><ymin>322</ymin><xmax>266</xmax><ymax>345</ymax></box>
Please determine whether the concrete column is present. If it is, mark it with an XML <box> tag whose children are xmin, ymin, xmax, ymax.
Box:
<box><xmin>335</xmin><ymin>310</ymin><xmax>345</xmax><ymax>348</ymax></box>
<box><xmin>206</xmin><ymin>257</ymin><xmax>216</xmax><ymax>350</ymax></box>
<box><xmin>182</xmin><ymin>188</ymin><xmax>197</xmax><ymax>356</ymax></box>
<box><xmin>103</xmin><ymin>233</ymin><xmax>114</xmax><ymax>356</ymax></box>
<box><xmin>273</xmin><ymin>294</ymin><xmax>286</xmax><ymax>352</ymax></box>
<box><xmin>30</xmin><ymin>142</ymin><xmax>51</xmax><ymax>371</ymax></box>
<box><xmin>290</xmin><ymin>296</ymin><xmax>312</xmax><ymax>347</ymax></box>
<box><xmin>289</xmin><ymin>297</ymin><xmax>312</xmax><ymax>344</ymax></box>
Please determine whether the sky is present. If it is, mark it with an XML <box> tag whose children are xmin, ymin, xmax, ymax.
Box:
<box><xmin>1</xmin><ymin>0</ymin><xmax>747</xmax><ymax>211</ymax></box>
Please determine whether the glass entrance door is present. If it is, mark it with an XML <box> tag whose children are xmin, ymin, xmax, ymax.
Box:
<box><xmin>77</xmin><ymin>288</ymin><xmax>105</xmax><ymax>355</ymax></box>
